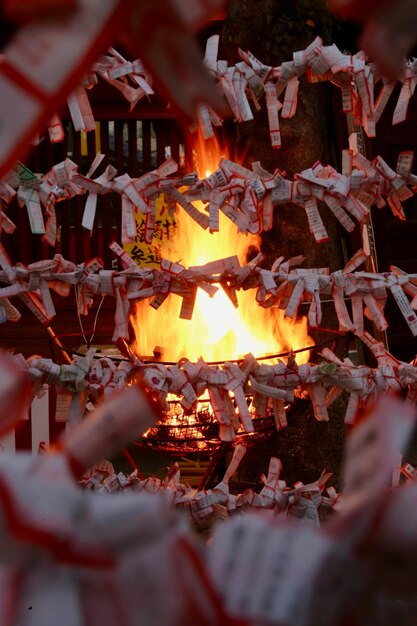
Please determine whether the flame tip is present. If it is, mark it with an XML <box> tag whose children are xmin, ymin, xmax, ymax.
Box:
<box><xmin>131</xmin><ymin>135</ymin><xmax>313</xmax><ymax>365</ymax></box>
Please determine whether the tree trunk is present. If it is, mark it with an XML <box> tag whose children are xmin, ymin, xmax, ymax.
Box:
<box><xmin>221</xmin><ymin>0</ymin><xmax>348</xmax><ymax>488</ymax></box>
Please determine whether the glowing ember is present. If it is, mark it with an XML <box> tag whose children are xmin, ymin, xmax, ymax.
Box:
<box><xmin>131</xmin><ymin>134</ymin><xmax>313</xmax><ymax>364</ymax></box>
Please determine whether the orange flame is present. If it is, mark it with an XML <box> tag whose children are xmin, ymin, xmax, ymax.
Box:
<box><xmin>131</xmin><ymin>135</ymin><xmax>313</xmax><ymax>364</ymax></box>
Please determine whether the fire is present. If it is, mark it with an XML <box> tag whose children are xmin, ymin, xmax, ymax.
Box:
<box><xmin>131</xmin><ymin>134</ymin><xmax>313</xmax><ymax>364</ymax></box>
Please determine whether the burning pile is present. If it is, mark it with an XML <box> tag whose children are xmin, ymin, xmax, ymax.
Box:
<box><xmin>130</xmin><ymin>136</ymin><xmax>312</xmax><ymax>364</ymax></box>
<box><xmin>129</xmin><ymin>136</ymin><xmax>313</xmax><ymax>450</ymax></box>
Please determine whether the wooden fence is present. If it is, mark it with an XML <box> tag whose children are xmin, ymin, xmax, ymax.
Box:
<box><xmin>5</xmin><ymin>117</ymin><xmax>189</xmax><ymax>268</ymax></box>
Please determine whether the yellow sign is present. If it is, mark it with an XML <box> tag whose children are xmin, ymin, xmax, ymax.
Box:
<box><xmin>123</xmin><ymin>193</ymin><xmax>177</xmax><ymax>268</ymax></box>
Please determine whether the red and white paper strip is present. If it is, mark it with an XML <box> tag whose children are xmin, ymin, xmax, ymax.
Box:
<box><xmin>0</xmin><ymin>0</ymin><xmax>136</xmax><ymax>178</ymax></box>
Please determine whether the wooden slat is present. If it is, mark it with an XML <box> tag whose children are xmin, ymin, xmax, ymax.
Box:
<box><xmin>99</xmin><ymin>121</ymin><xmax>114</xmax><ymax>268</ymax></box>
<box><xmin>128</xmin><ymin>120</ymin><xmax>139</xmax><ymax>178</ymax></box>
<box><xmin>2</xmin><ymin>117</ymin><xmax>186</xmax><ymax>270</ymax></box>
<box><xmin>114</xmin><ymin>120</ymin><xmax>125</xmax><ymax>170</ymax></box>
<box><xmin>31</xmin><ymin>387</ymin><xmax>50</xmax><ymax>454</ymax></box>
<box><xmin>142</xmin><ymin>120</ymin><xmax>151</xmax><ymax>172</ymax></box>
<box><xmin>156</xmin><ymin>121</ymin><xmax>166</xmax><ymax>166</ymax></box>
<box><xmin>170</xmin><ymin>123</ymin><xmax>180</xmax><ymax>167</ymax></box>
<box><xmin>114</xmin><ymin>121</ymin><xmax>125</xmax><ymax>246</ymax></box>
<box><xmin>0</xmin><ymin>116</ymin><xmax>189</xmax><ymax>369</ymax></box>
<box><xmin>14</xmin><ymin>415</ymin><xmax>31</xmax><ymax>451</ymax></box>
<box><xmin>86</xmin><ymin>129</ymin><xmax>99</xmax><ymax>260</ymax></box>
<box><xmin>48</xmin><ymin>386</ymin><xmax>65</xmax><ymax>443</ymax></box>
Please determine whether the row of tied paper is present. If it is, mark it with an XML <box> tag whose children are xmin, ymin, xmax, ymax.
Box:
<box><xmin>0</xmin><ymin>355</ymin><xmax>416</xmax><ymax>626</ymax></box>
<box><xmin>1</xmin><ymin>149</ymin><xmax>415</xmax><ymax>247</ymax></box>
<box><xmin>21</xmin><ymin>36</ymin><xmax>417</xmax><ymax>149</ymax></box>
<box><xmin>2</xmin><ymin>332</ymin><xmax>417</xmax><ymax>439</ymax></box>
<box><xmin>2</xmin><ymin>241</ymin><xmax>417</xmax><ymax>354</ymax></box>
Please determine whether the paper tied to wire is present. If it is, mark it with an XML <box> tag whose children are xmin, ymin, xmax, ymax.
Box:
<box><xmin>0</xmin><ymin>0</ymin><xmax>231</xmax><ymax>176</ymax></box>
<box><xmin>4</xmin><ymin>242</ymin><xmax>417</xmax><ymax>428</ymax></box>
<box><xmin>207</xmin><ymin>514</ymin><xmax>361</xmax><ymax>626</ymax></box>
<box><xmin>203</xmin><ymin>395</ymin><xmax>417</xmax><ymax>626</ymax></box>
<box><xmin>9</xmin><ymin>317</ymin><xmax>417</xmax><ymax>435</ymax></box>
<box><xmin>6</xmin><ymin>239</ymin><xmax>417</xmax><ymax>367</ymax></box>
<box><xmin>92</xmin><ymin>47</ymin><xmax>154</xmax><ymax>112</ymax></box>
<box><xmin>83</xmin><ymin>447</ymin><xmax>341</xmax><ymax>527</ymax></box>
<box><xmin>197</xmin><ymin>34</ymin><xmax>417</xmax><ymax>146</ymax></box>
<box><xmin>13</xmin><ymin>162</ymin><xmax>45</xmax><ymax>236</ymax></box>
<box><xmin>3</xmin><ymin>149</ymin><xmax>417</xmax><ymax>251</ymax></box>
<box><xmin>0</xmin><ymin>179</ymin><xmax>17</xmax><ymax>237</ymax></box>
<box><xmin>0</xmin><ymin>338</ymin><xmax>231</xmax><ymax>625</ymax></box>
<box><xmin>114</xmin><ymin>158</ymin><xmax>178</xmax><ymax>244</ymax></box>
<box><xmin>2</xmin><ymin>368</ymin><xmax>417</xmax><ymax>626</ymax></box>
<box><xmin>0</xmin><ymin>0</ymin><xmax>144</xmax><ymax>179</ymax></box>
<box><xmin>48</xmin><ymin>44</ymin><xmax>156</xmax><ymax>141</ymax></box>
<box><xmin>2</xmin><ymin>21</ymin><xmax>417</xmax><ymax>168</ymax></box>
<box><xmin>71</xmin><ymin>153</ymin><xmax>117</xmax><ymax>235</ymax></box>
<box><xmin>0</xmin><ymin>245</ymin><xmax>61</xmax><ymax>325</ymax></box>
<box><xmin>0</xmin><ymin>451</ymin><xmax>225</xmax><ymax>626</ymax></box>
<box><xmin>326</xmin><ymin>393</ymin><xmax>417</xmax><ymax>589</ymax></box>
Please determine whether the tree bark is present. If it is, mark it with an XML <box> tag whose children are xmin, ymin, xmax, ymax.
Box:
<box><xmin>221</xmin><ymin>0</ymin><xmax>348</xmax><ymax>488</ymax></box>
